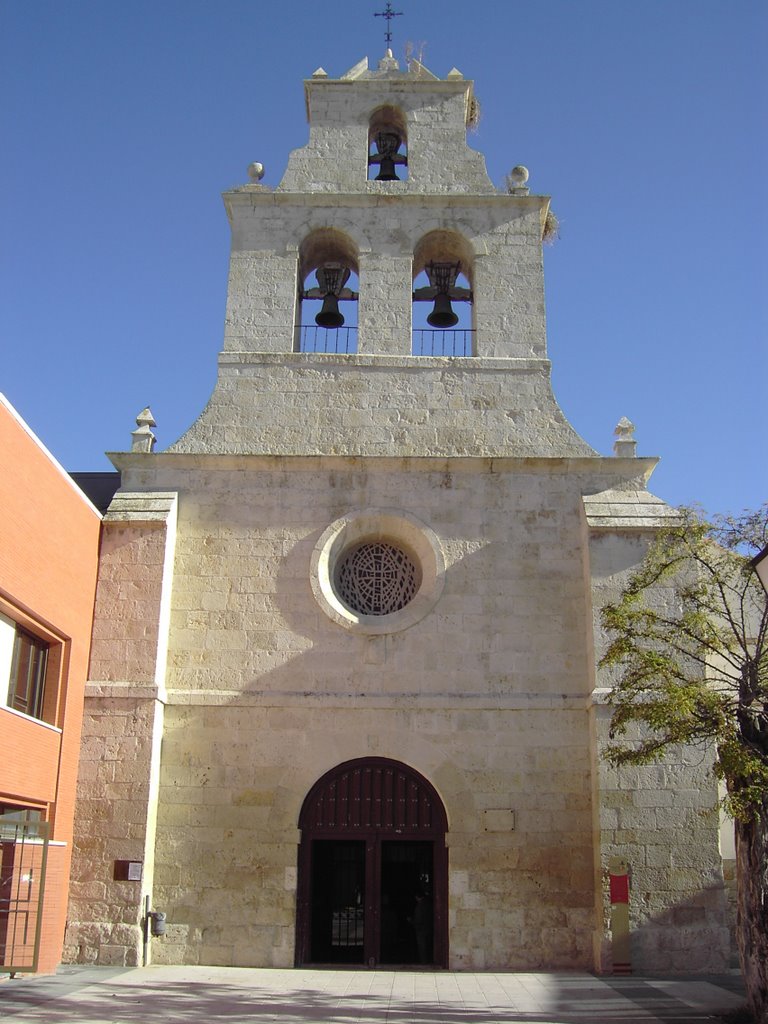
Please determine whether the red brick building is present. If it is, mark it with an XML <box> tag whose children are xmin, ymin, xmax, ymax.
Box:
<box><xmin>0</xmin><ymin>394</ymin><xmax>102</xmax><ymax>973</ymax></box>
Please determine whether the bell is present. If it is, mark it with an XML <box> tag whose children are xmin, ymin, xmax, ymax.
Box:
<box><xmin>427</xmin><ymin>292</ymin><xmax>459</xmax><ymax>329</ymax></box>
<box><xmin>315</xmin><ymin>294</ymin><xmax>345</xmax><ymax>329</ymax></box>
<box><xmin>375</xmin><ymin>157</ymin><xmax>398</xmax><ymax>182</ymax></box>
<box><xmin>314</xmin><ymin>264</ymin><xmax>350</xmax><ymax>328</ymax></box>
<box><xmin>372</xmin><ymin>132</ymin><xmax>401</xmax><ymax>182</ymax></box>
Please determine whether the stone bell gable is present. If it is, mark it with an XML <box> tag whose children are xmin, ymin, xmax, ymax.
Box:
<box><xmin>280</xmin><ymin>55</ymin><xmax>494</xmax><ymax>195</ymax></box>
<box><xmin>168</xmin><ymin>52</ymin><xmax>591</xmax><ymax>457</ymax></box>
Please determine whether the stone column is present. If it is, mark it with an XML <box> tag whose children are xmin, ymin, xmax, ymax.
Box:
<box><xmin>64</xmin><ymin>493</ymin><xmax>177</xmax><ymax>967</ymax></box>
<box><xmin>472</xmin><ymin>225</ymin><xmax>547</xmax><ymax>361</ymax></box>
<box><xmin>222</xmin><ymin>250</ymin><xmax>299</xmax><ymax>354</ymax></box>
<box><xmin>357</xmin><ymin>252</ymin><xmax>412</xmax><ymax>355</ymax></box>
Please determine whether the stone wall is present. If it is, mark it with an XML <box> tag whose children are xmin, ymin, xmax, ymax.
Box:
<box><xmin>218</xmin><ymin>192</ymin><xmax>551</xmax><ymax>361</ymax></box>
<box><xmin>65</xmin><ymin>53</ymin><xmax>734</xmax><ymax>975</ymax></box>
<box><xmin>152</xmin><ymin>703</ymin><xmax>595</xmax><ymax>970</ymax></box>
<box><xmin>64</xmin><ymin>693</ymin><xmax>163</xmax><ymax>966</ymax></box>
<box><xmin>65</xmin><ymin>453</ymin><xmax>732</xmax><ymax>971</ymax></box>
<box><xmin>585</xmin><ymin>524</ymin><xmax>731</xmax><ymax>972</ymax></box>
<box><xmin>65</xmin><ymin>496</ymin><xmax>177</xmax><ymax>967</ymax></box>
<box><xmin>280</xmin><ymin>70</ymin><xmax>494</xmax><ymax>196</ymax></box>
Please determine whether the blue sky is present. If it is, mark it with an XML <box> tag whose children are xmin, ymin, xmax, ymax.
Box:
<box><xmin>1</xmin><ymin>0</ymin><xmax>765</xmax><ymax>515</ymax></box>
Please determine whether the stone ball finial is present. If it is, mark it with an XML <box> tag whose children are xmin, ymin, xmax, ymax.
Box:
<box><xmin>247</xmin><ymin>162</ymin><xmax>265</xmax><ymax>183</ymax></box>
<box><xmin>506</xmin><ymin>166</ymin><xmax>530</xmax><ymax>196</ymax></box>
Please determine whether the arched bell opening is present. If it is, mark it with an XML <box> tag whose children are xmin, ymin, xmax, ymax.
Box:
<box><xmin>297</xmin><ymin>229</ymin><xmax>359</xmax><ymax>353</ymax></box>
<box><xmin>367</xmin><ymin>105</ymin><xmax>408</xmax><ymax>182</ymax></box>
<box><xmin>295</xmin><ymin>757</ymin><xmax>448</xmax><ymax>969</ymax></box>
<box><xmin>412</xmin><ymin>230</ymin><xmax>475</xmax><ymax>356</ymax></box>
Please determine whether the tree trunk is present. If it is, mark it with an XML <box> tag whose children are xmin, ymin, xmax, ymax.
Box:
<box><xmin>736</xmin><ymin>800</ymin><xmax>768</xmax><ymax>1024</ymax></box>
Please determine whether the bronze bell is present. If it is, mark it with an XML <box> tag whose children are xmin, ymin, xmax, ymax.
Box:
<box><xmin>425</xmin><ymin>262</ymin><xmax>461</xmax><ymax>328</ymax></box>
<box><xmin>427</xmin><ymin>292</ymin><xmax>459</xmax><ymax>329</ymax></box>
<box><xmin>376</xmin><ymin>160</ymin><xmax>397</xmax><ymax>182</ymax></box>
<box><xmin>315</xmin><ymin>294</ymin><xmax>344</xmax><ymax>329</ymax></box>
<box><xmin>374</xmin><ymin>132</ymin><xmax>401</xmax><ymax>181</ymax></box>
<box><xmin>314</xmin><ymin>264</ymin><xmax>350</xmax><ymax>328</ymax></box>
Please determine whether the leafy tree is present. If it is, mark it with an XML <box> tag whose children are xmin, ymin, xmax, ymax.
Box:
<box><xmin>600</xmin><ymin>505</ymin><xmax>768</xmax><ymax>1023</ymax></box>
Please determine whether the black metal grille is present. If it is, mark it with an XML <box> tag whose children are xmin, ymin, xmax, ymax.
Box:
<box><xmin>335</xmin><ymin>542</ymin><xmax>418</xmax><ymax>616</ymax></box>
<box><xmin>0</xmin><ymin>815</ymin><xmax>49</xmax><ymax>974</ymax></box>
<box><xmin>412</xmin><ymin>329</ymin><xmax>475</xmax><ymax>356</ymax></box>
<box><xmin>297</xmin><ymin>325</ymin><xmax>358</xmax><ymax>354</ymax></box>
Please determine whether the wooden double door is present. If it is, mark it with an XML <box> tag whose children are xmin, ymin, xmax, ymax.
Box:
<box><xmin>295</xmin><ymin>758</ymin><xmax>448</xmax><ymax>968</ymax></box>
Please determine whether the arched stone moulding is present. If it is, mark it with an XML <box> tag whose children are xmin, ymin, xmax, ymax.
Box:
<box><xmin>310</xmin><ymin>508</ymin><xmax>446</xmax><ymax>634</ymax></box>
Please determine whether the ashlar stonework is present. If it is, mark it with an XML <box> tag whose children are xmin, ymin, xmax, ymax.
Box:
<box><xmin>65</xmin><ymin>52</ymin><xmax>732</xmax><ymax>974</ymax></box>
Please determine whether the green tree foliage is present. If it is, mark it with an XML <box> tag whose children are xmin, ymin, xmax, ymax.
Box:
<box><xmin>600</xmin><ymin>505</ymin><xmax>768</xmax><ymax>1023</ymax></box>
<box><xmin>600</xmin><ymin>505</ymin><xmax>768</xmax><ymax>820</ymax></box>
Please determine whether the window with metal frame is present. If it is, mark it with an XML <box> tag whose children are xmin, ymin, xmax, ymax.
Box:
<box><xmin>7</xmin><ymin>628</ymin><xmax>49</xmax><ymax>720</ymax></box>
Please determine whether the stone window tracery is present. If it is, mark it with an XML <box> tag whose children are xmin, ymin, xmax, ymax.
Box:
<box><xmin>335</xmin><ymin>541</ymin><xmax>418</xmax><ymax>615</ymax></box>
<box><xmin>310</xmin><ymin>510</ymin><xmax>445</xmax><ymax>635</ymax></box>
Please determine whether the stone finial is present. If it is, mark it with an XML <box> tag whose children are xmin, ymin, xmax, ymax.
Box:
<box><xmin>247</xmin><ymin>162</ymin><xmax>265</xmax><ymax>182</ymax></box>
<box><xmin>506</xmin><ymin>165</ymin><xmax>530</xmax><ymax>196</ymax></box>
<box><xmin>311</xmin><ymin>67</ymin><xmax>328</xmax><ymax>78</ymax></box>
<box><xmin>613</xmin><ymin>417</ymin><xmax>637</xmax><ymax>458</ymax></box>
<box><xmin>446</xmin><ymin>67</ymin><xmax>464</xmax><ymax>80</ymax></box>
<box><xmin>377</xmin><ymin>48</ymin><xmax>400</xmax><ymax>71</ymax></box>
<box><xmin>131</xmin><ymin>407</ymin><xmax>157</xmax><ymax>454</ymax></box>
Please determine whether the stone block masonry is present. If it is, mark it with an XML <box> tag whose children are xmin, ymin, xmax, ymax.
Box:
<box><xmin>65</xmin><ymin>495</ymin><xmax>177</xmax><ymax>968</ymax></box>
<box><xmin>64</xmin><ymin>53</ymin><xmax>732</xmax><ymax>974</ymax></box>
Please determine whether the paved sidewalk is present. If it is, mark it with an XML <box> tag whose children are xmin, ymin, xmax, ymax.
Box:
<box><xmin>0</xmin><ymin>965</ymin><xmax>748</xmax><ymax>1024</ymax></box>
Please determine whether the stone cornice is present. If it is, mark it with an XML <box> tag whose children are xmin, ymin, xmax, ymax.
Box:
<box><xmin>582</xmin><ymin>488</ymin><xmax>680</xmax><ymax>530</ymax></box>
<box><xmin>102</xmin><ymin>491</ymin><xmax>178</xmax><ymax>524</ymax></box>
<box><xmin>217</xmin><ymin>351</ymin><xmax>552</xmax><ymax>372</ymax></box>
<box><xmin>223</xmin><ymin>188</ymin><xmax>549</xmax><ymax>211</ymax></box>
<box><xmin>107</xmin><ymin>450</ymin><xmax>660</xmax><ymax>481</ymax></box>
<box><xmin>162</xmin><ymin>688</ymin><xmax>594</xmax><ymax>711</ymax></box>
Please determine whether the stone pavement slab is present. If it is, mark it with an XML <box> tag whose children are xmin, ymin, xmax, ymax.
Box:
<box><xmin>0</xmin><ymin>966</ymin><xmax>748</xmax><ymax>1024</ymax></box>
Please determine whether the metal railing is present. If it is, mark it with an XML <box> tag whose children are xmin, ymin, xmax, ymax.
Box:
<box><xmin>412</xmin><ymin>329</ymin><xmax>475</xmax><ymax>357</ymax></box>
<box><xmin>297</xmin><ymin>325</ymin><xmax>358</xmax><ymax>354</ymax></box>
<box><xmin>295</xmin><ymin>326</ymin><xmax>476</xmax><ymax>357</ymax></box>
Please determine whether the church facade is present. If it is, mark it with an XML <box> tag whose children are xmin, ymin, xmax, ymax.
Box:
<box><xmin>64</xmin><ymin>53</ymin><xmax>732</xmax><ymax>973</ymax></box>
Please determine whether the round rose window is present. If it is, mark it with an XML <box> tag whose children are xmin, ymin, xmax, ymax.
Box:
<box><xmin>334</xmin><ymin>541</ymin><xmax>419</xmax><ymax>615</ymax></box>
<box><xmin>310</xmin><ymin>509</ymin><xmax>445</xmax><ymax>634</ymax></box>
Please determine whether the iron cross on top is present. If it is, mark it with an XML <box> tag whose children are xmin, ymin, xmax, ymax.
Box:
<box><xmin>374</xmin><ymin>2</ymin><xmax>403</xmax><ymax>47</ymax></box>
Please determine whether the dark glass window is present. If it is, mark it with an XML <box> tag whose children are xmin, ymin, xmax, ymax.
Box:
<box><xmin>8</xmin><ymin>628</ymin><xmax>49</xmax><ymax>719</ymax></box>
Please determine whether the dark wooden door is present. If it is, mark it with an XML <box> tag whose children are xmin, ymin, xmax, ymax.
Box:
<box><xmin>379</xmin><ymin>840</ymin><xmax>434</xmax><ymax>965</ymax></box>
<box><xmin>296</xmin><ymin>758</ymin><xmax>447</xmax><ymax>968</ymax></box>
<box><xmin>310</xmin><ymin>840</ymin><xmax>366</xmax><ymax>963</ymax></box>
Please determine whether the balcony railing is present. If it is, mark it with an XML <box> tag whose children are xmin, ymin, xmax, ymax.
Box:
<box><xmin>297</xmin><ymin>325</ymin><xmax>358</xmax><ymax>354</ymax></box>
<box><xmin>296</xmin><ymin>326</ymin><xmax>476</xmax><ymax>357</ymax></box>
<box><xmin>412</xmin><ymin>329</ymin><xmax>475</xmax><ymax>357</ymax></box>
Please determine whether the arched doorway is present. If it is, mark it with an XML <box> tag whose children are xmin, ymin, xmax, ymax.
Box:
<box><xmin>295</xmin><ymin>757</ymin><xmax>448</xmax><ymax>968</ymax></box>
